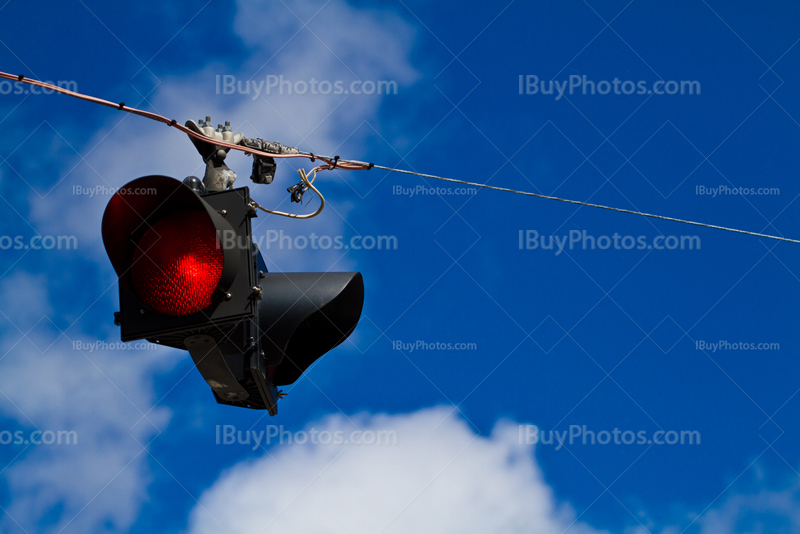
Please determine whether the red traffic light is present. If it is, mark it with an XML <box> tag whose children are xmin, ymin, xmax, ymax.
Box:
<box><xmin>102</xmin><ymin>176</ymin><xmax>238</xmax><ymax>316</ymax></box>
<box><xmin>131</xmin><ymin>211</ymin><xmax>224</xmax><ymax>316</ymax></box>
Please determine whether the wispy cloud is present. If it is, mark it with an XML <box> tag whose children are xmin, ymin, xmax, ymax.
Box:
<box><xmin>0</xmin><ymin>0</ymin><xmax>419</xmax><ymax>531</ymax></box>
<box><xmin>187</xmin><ymin>406</ymin><xmax>603</xmax><ymax>534</ymax></box>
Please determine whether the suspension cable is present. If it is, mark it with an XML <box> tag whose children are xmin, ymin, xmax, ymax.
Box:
<box><xmin>364</xmin><ymin>166</ymin><xmax>800</xmax><ymax>244</ymax></box>
<box><xmin>2</xmin><ymin>70</ymin><xmax>796</xmax><ymax>243</ymax></box>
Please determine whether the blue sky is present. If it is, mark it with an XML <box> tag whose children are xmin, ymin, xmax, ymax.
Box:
<box><xmin>1</xmin><ymin>0</ymin><xmax>800</xmax><ymax>532</ymax></box>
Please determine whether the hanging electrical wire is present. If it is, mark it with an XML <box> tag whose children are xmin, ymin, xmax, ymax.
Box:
<box><xmin>251</xmin><ymin>167</ymin><xmax>326</xmax><ymax>219</ymax></box>
<box><xmin>1</xmin><ymin>69</ymin><xmax>796</xmax><ymax>244</ymax></box>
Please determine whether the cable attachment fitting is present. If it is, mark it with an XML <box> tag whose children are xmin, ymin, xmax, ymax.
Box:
<box><xmin>240</xmin><ymin>137</ymin><xmax>300</xmax><ymax>185</ymax></box>
<box><xmin>287</xmin><ymin>181</ymin><xmax>306</xmax><ymax>203</ymax></box>
<box><xmin>286</xmin><ymin>168</ymin><xmax>317</xmax><ymax>204</ymax></box>
<box><xmin>185</xmin><ymin>118</ymin><xmax>244</xmax><ymax>192</ymax></box>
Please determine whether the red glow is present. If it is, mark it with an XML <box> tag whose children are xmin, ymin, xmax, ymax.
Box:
<box><xmin>131</xmin><ymin>211</ymin><xmax>223</xmax><ymax>316</ymax></box>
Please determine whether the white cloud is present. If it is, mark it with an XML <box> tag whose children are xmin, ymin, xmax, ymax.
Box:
<box><xmin>0</xmin><ymin>264</ymin><xmax>179</xmax><ymax>534</ymax></box>
<box><xmin>697</xmin><ymin>487</ymin><xmax>800</xmax><ymax>533</ymax></box>
<box><xmin>186</xmin><ymin>406</ymin><xmax>800</xmax><ymax>534</ymax></box>
<box><xmin>187</xmin><ymin>407</ymin><xmax>603</xmax><ymax>534</ymax></box>
<box><xmin>0</xmin><ymin>331</ymin><xmax>178</xmax><ymax>534</ymax></box>
<box><xmin>0</xmin><ymin>1</ymin><xmax>419</xmax><ymax>532</ymax></box>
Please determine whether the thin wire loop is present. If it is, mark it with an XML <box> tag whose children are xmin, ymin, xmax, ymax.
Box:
<box><xmin>251</xmin><ymin>168</ymin><xmax>325</xmax><ymax>219</ymax></box>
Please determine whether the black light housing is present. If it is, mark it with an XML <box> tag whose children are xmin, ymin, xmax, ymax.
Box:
<box><xmin>259</xmin><ymin>272</ymin><xmax>364</xmax><ymax>386</ymax></box>
<box><xmin>102</xmin><ymin>175</ymin><xmax>364</xmax><ymax>414</ymax></box>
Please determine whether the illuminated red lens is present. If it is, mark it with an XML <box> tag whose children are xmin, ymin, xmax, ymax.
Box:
<box><xmin>131</xmin><ymin>211</ymin><xmax>223</xmax><ymax>316</ymax></box>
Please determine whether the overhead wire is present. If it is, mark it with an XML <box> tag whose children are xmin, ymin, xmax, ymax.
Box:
<box><xmin>1</xmin><ymin>69</ymin><xmax>796</xmax><ymax>243</ymax></box>
<box><xmin>366</xmin><ymin>165</ymin><xmax>800</xmax><ymax>244</ymax></box>
<box><xmin>0</xmin><ymin>71</ymin><xmax>364</xmax><ymax>171</ymax></box>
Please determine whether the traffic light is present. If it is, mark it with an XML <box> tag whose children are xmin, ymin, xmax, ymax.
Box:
<box><xmin>101</xmin><ymin>175</ymin><xmax>364</xmax><ymax>414</ymax></box>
